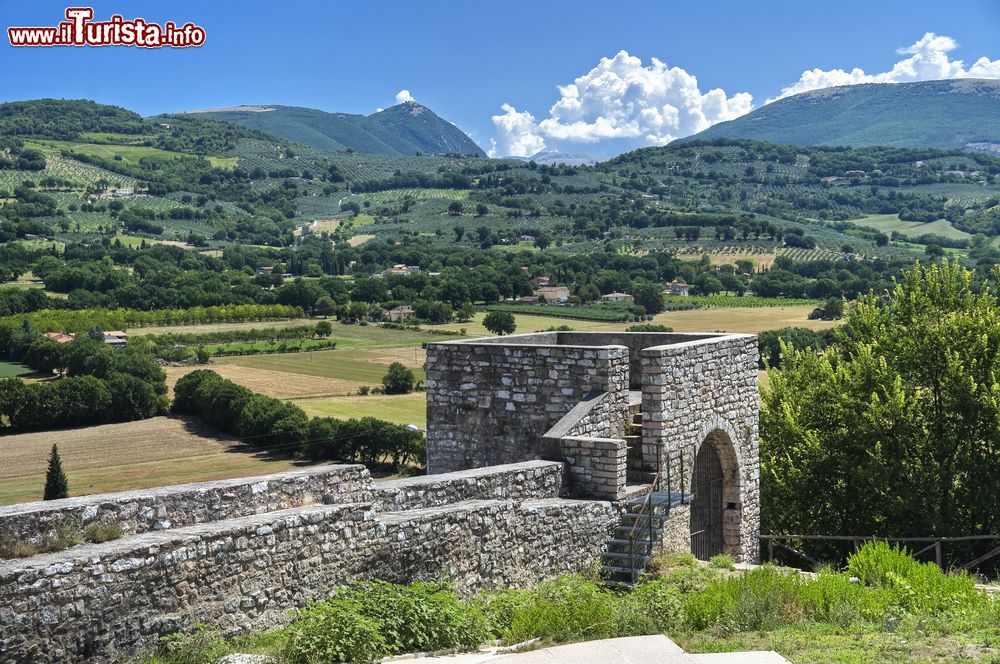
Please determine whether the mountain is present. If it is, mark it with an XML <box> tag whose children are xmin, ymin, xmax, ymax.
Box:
<box><xmin>686</xmin><ymin>79</ymin><xmax>1000</xmax><ymax>151</ymax></box>
<box><xmin>523</xmin><ymin>150</ymin><xmax>602</xmax><ymax>166</ymax></box>
<box><xmin>182</xmin><ymin>101</ymin><xmax>486</xmax><ymax>156</ymax></box>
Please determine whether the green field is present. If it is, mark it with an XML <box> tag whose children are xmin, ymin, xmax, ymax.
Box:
<box><xmin>0</xmin><ymin>362</ymin><xmax>33</xmax><ymax>378</ymax></box>
<box><xmin>217</xmin><ymin>348</ymin><xmax>428</xmax><ymax>384</ymax></box>
<box><xmin>293</xmin><ymin>392</ymin><xmax>426</xmax><ymax>427</ymax></box>
<box><xmin>853</xmin><ymin>214</ymin><xmax>971</xmax><ymax>241</ymax></box>
<box><xmin>27</xmin><ymin>139</ymin><xmax>187</xmax><ymax>167</ymax></box>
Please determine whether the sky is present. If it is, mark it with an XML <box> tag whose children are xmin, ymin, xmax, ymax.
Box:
<box><xmin>3</xmin><ymin>0</ymin><xmax>1000</xmax><ymax>158</ymax></box>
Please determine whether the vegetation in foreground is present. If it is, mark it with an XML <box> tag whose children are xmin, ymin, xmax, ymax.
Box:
<box><xmin>137</xmin><ymin>542</ymin><xmax>1000</xmax><ymax>664</ymax></box>
<box><xmin>762</xmin><ymin>259</ymin><xmax>1000</xmax><ymax>566</ymax></box>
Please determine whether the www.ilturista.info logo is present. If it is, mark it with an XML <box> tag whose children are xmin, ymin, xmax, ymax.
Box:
<box><xmin>8</xmin><ymin>7</ymin><xmax>205</xmax><ymax>48</ymax></box>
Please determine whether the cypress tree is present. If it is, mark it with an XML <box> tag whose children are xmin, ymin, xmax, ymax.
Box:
<box><xmin>43</xmin><ymin>444</ymin><xmax>69</xmax><ymax>501</ymax></box>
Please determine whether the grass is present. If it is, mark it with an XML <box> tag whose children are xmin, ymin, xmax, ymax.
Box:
<box><xmin>27</xmin><ymin>139</ymin><xmax>186</xmax><ymax>168</ymax></box>
<box><xmin>217</xmin><ymin>348</ymin><xmax>427</xmax><ymax>385</ymax></box>
<box><xmin>432</xmin><ymin>306</ymin><xmax>833</xmax><ymax>336</ymax></box>
<box><xmin>853</xmin><ymin>214</ymin><xmax>971</xmax><ymax>241</ymax></box>
<box><xmin>676</xmin><ymin>623</ymin><xmax>994</xmax><ymax>663</ymax></box>
<box><xmin>0</xmin><ymin>361</ymin><xmax>34</xmax><ymax>377</ymax></box>
<box><xmin>293</xmin><ymin>392</ymin><xmax>426</xmax><ymax>427</ymax></box>
<box><xmin>0</xmin><ymin>416</ymin><xmax>311</xmax><ymax>506</ymax></box>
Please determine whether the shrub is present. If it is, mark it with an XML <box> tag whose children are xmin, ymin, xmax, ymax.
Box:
<box><xmin>336</xmin><ymin>580</ymin><xmax>490</xmax><ymax>654</ymax></box>
<box><xmin>626</xmin><ymin>323</ymin><xmax>674</xmax><ymax>332</ymax></box>
<box><xmin>618</xmin><ymin>578</ymin><xmax>685</xmax><ymax>634</ymax></box>
<box><xmin>846</xmin><ymin>541</ymin><xmax>981</xmax><ymax>616</ymax></box>
<box><xmin>797</xmin><ymin>567</ymin><xmax>895</xmax><ymax>628</ymax></box>
<box><xmin>502</xmin><ymin>575</ymin><xmax>619</xmax><ymax>644</ymax></box>
<box><xmin>82</xmin><ymin>521</ymin><xmax>122</xmax><ymax>544</ymax></box>
<box><xmin>684</xmin><ymin>565</ymin><xmax>803</xmax><ymax>631</ymax></box>
<box><xmin>382</xmin><ymin>361</ymin><xmax>416</xmax><ymax>395</ymax></box>
<box><xmin>283</xmin><ymin>599</ymin><xmax>387</xmax><ymax>664</ymax></box>
<box><xmin>155</xmin><ymin>625</ymin><xmax>231</xmax><ymax>664</ymax></box>
<box><xmin>708</xmin><ymin>554</ymin><xmax>735</xmax><ymax>570</ymax></box>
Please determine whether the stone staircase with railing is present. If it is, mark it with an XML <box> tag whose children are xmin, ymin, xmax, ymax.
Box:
<box><xmin>604</xmin><ymin>403</ymin><xmax>695</xmax><ymax>588</ymax></box>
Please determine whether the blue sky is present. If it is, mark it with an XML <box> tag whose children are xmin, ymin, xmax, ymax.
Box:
<box><xmin>3</xmin><ymin>0</ymin><xmax>1000</xmax><ymax>157</ymax></box>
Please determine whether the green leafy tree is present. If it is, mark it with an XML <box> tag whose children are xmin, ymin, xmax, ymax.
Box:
<box><xmin>762</xmin><ymin>260</ymin><xmax>1000</xmax><ymax>562</ymax></box>
<box><xmin>382</xmin><ymin>362</ymin><xmax>416</xmax><ymax>395</ymax></box>
<box><xmin>483</xmin><ymin>311</ymin><xmax>516</xmax><ymax>336</ymax></box>
<box><xmin>631</xmin><ymin>282</ymin><xmax>665</xmax><ymax>314</ymax></box>
<box><xmin>447</xmin><ymin>201</ymin><xmax>464</xmax><ymax>216</ymax></box>
<box><xmin>315</xmin><ymin>320</ymin><xmax>333</xmax><ymax>337</ymax></box>
<box><xmin>44</xmin><ymin>443</ymin><xmax>69</xmax><ymax>500</ymax></box>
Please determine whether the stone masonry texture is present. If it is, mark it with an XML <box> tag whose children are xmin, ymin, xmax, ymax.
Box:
<box><xmin>0</xmin><ymin>461</ymin><xmax>618</xmax><ymax>663</ymax></box>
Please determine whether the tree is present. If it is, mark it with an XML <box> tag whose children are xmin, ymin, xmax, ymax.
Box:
<box><xmin>534</xmin><ymin>233</ymin><xmax>552</xmax><ymax>250</ymax></box>
<box><xmin>195</xmin><ymin>346</ymin><xmax>212</xmax><ymax>364</ymax></box>
<box><xmin>382</xmin><ymin>362</ymin><xmax>416</xmax><ymax>395</ymax></box>
<box><xmin>315</xmin><ymin>320</ymin><xmax>333</xmax><ymax>338</ymax></box>
<box><xmin>453</xmin><ymin>225</ymin><xmax>465</xmax><ymax>242</ymax></box>
<box><xmin>314</xmin><ymin>295</ymin><xmax>337</xmax><ymax>318</ymax></box>
<box><xmin>44</xmin><ymin>444</ymin><xmax>68</xmax><ymax>500</ymax></box>
<box><xmin>761</xmin><ymin>260</ymin><xmax>1000</xmax><ymax>564</ymax></box>
<box><xmin>631</xmin><ymin>282</ymin><xmax>665</xmax><ymax>314</ymax></box>
<box><xmin>483</xmin><ymin>311</ymin><xmax>516</xmax><ymax>336</ymax></box>
<box><xmin>447</xmin><ymin>201</ymin><xmax>464</xmax><ymax>216</ymax></box>
<box><xmin>475</xmin><ymin>203</ymin><xmax>488</xmax><ymax>217</ymax></box>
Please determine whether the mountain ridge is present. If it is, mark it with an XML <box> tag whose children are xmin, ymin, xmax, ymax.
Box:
<box><xmin>180</xmin><ymin>101</ymin><xmax>486</xmax><ymax>157</ymax></box>
<box><xmin>684</xmin><ymin>79</ymin><xmax>1000</xmax><ymax>151</ymax></box>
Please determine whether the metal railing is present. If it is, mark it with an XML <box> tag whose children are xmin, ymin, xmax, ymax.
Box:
<box><xmin>623</xmin><ymin>442</ymin><xmax>697</xmax><ymax>584</ymax></box>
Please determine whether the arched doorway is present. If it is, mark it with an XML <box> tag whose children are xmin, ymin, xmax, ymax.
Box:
<box><xmin>690</xmin><ymin>442</ymin><xmax>724</xmax><ymax>559</ymax></box>
<box><xmin>690</xmin><ymin>428</ymin><xmax>740</xmax><ymax>560</ymax></box>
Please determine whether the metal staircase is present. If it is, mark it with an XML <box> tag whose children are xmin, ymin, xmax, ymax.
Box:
<box><xmin>603</xmin><ymin>406</ymin><xmax>696</xmax><ymax>588</ymax></box>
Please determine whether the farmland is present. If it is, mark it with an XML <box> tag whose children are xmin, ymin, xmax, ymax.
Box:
<box><xmin>434</xmin><ymin>304</ymin><xmax>833</xmax><ymax>336</ymax></box>
<box><xmin>852</xmin><ymin>213</ymin><xmax>972</xmax><ymax>241</ymax></box>
<box><xmin>0</xmin><ymin>417</ymin><xmax>309</xmax><ymax>506</ymax></box>
<box><xmin>294</xmin><ymin>392</ymin><xmax>426</xmax><ymax>427</ymax></box>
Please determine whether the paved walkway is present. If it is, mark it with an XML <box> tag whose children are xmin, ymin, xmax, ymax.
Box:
<box><xmin>396</xmin><ymin>636</ymin><xmax>791</xmax><ymax>664</ymax></box>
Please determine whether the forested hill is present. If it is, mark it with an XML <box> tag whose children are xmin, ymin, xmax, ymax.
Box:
<box><xmin>685</xmin><ymin>79</ymin><xmax>1000</xmax><ymax>152</ymax></box>
<box><xmin>183</xmin><ymin>102</ymin><xmax>486</xmax><ymax>157</ymax></box>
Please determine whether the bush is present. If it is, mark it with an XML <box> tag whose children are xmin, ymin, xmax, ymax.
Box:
<box><xmin>382</xmin><ymin>361</ymin><xmax>415</xmax><ymax>395</ymax></box>
<box><xmin>282</xmin><ymin>581</ymin><xmax>488</xmax><ymax>663</ymax></box>
<box><xmin>155</xmin><ymin>625</ymin><xmax>231</xmax><ymax>664</ymax></box>
<box><xmin>684</xmin><ymin>565</ymin><xmax>803</xmax><ymax>631</ymax></box>
<box><xmin>708</xmin><ymin>554</ymin><xmax>735</xmax><ymax>570</ymax></box>
<box><xmin>284</xmin><ymin>599</ymin><xmax>387</xmax><ymax>664</ymax></box>
<box><xmin>501</xmin><ymin>575</ymin><xmax>619</xmax><ymax>644</ymax></box>
<box><xmin>845</xmin><ymin>541</ymin><xmax>981</xmax><ymax>616</ymax></box>
<box><xmin>625</xmin><ymin>323</ymin><xmax>674</xmax><ymax>332</ymax></box>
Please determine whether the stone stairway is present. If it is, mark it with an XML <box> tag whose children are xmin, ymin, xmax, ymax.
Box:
<box><xmin>625</xmin><ymin>405</ymin><xmax>656</xmax><ymax>486</ymax></box>
<box><xmin>603</xmin><ymin>489</ymin><xmax>692</xmax><ymax>588</ymax></box>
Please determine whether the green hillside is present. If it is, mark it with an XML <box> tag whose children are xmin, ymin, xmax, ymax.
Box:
<box><xmin>185</xmin><ymin>102</ymin><xmax>486</xmax><ymax>157</ymax></box>
<box><xmin>687</xmin><ymin>79</ymin><xmax>1000</xmax><ymax>151</ymax></box>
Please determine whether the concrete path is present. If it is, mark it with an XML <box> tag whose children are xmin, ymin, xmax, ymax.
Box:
<box><xmin>395</xmin><ymin>636</ymin><xmax>791</xmax><ymax>664</ymax></box>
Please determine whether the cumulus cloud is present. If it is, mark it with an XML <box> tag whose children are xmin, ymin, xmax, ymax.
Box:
<box><xmin>488</xmin><ymin>50</ymin><xmax>752</xmax><ymax>157</ymax></box>
<box><xmin>488</xmin><ymin>103</ymin><xmax>547</xmax><ymax>157</ymax></box>
<box><xmin>395</xmin><ymin>89</ymin><xmax>414</xmax><ymax>104</ymax></box>
<box><xmin>768</xmin><ymin>32</ymin><xmax>1000</xmax><ymax>102</ymax></box>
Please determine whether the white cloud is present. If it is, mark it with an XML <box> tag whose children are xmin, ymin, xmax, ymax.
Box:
<box><xmin>488</xmin><ymin>50</ymin><xmax>751</xmax><ymax>157</ymax></box>
<box><xmin>488</xmin><ymin>103</ymin><xmax>546</xmax><ymax>157</ymax></box>
<box><xmin>395</xmin><ymin>89</ymin><xmax>414</xmax><ymax>104</ymax></box>
<box><xmin>488</xmin><ymin>36</ymin><xmax>1000</xmax><ymax>158</ymax></box>
<box><xmin>768</xmin><ymin>32</ymin><xmax>1000</xmax><ymax>102</ymax></box>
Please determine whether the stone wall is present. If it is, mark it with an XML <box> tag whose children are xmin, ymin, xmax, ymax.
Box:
<box><xmin>0</xmin><ymin>465</ymin><xmax>373</xmax><ymax>546</ymax></box>
<box><xmin>374</xmin><ymin>460</ymin><xmax>563</xmax><ymax>510</ymax></box>
<box><xmin>425</xmin><ymin>337</ymin><xmax>629</xmax><ymax>473</ymax></box>
<box><xmin>640</xmin><ymin>334</ymin><xmax>760</xmax><ymax>562</ymax></box>
<box><xmin>541</xmin><ymin>391</ymin><xmax>629</xmax><ymax>500</ymax></box>
<box><xmin>0</xmin><ymin>496</ymin><xmax>617</xmax><ymax>663</ymax></box>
